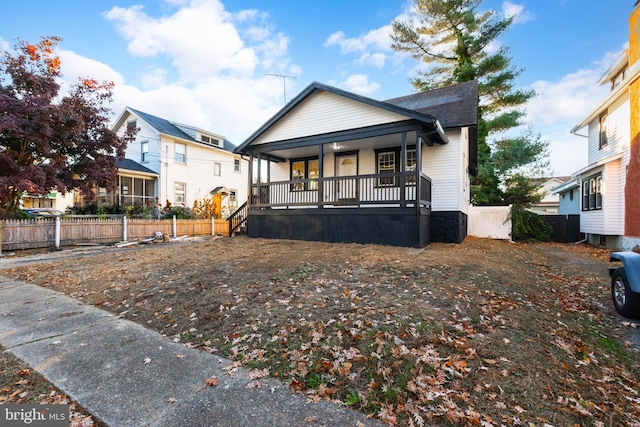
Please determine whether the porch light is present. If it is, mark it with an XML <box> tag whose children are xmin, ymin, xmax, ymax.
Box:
<box><xmin>332</xmin><ymin>143</ymin><xmax>342</xmax><ymax>151</ymax></box>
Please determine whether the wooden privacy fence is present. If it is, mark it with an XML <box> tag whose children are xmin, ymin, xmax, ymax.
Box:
<box><xmin>0</xmin><ymin>217</ymin><xmax>229</xmax><ymax>251</ymax></box>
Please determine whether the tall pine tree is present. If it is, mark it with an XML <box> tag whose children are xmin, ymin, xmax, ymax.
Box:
<box><xmin>391</xmin><ymin>0</ymin><xmax>549</xmax><ymax>206</ymax></box>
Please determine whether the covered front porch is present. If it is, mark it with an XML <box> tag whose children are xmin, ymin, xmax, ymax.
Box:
<box><xmin>244</xmin><ymin>123</ymin><xmax>440</xmax><ymax>247</ymax></box>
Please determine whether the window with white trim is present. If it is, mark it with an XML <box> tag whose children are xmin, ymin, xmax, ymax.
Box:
<box><xmin>141</xmin><ymin>141</ymin><xmax>149</xmax><ymax>163</ymax></box>
<box><xmin>175</xmin><ymin>182</ymin><xmax>186</xmax><ymax>205</ymax></box>
<box><xmin>234</xmin><ymin>159</ymin><xmax>241</xmax><ymax>173</ymax></box>
<box><xmin>175</xmin><ymin>143</ymin><xmax>186</xmax><ymax>164</ymax></box>
<box><xmin>599</xmin><ymin>113</ymin><xmax>608</xmax><ymax>149</ymax></box>
<box><xmin>214</xmin><ymin>162</ymin><xmax>221</xmax><ymax>176</ymax></box>
<box><xmin>582</xmin><ymin>174</ymin><xmax>602</xmax><ymax>211</ymax></box>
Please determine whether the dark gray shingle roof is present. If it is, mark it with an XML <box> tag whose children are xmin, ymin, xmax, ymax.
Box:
<box><xmin>128</xmin><ymin>108</ymin><xmax>236</xmax><ymax>152</ymax></box>
<box><xmin>384</xmin><ymin>80</ymin><xmax>478</xmax><ymax>129</ymax></box>
<box><xmin>116</xmin><ymin>158</ymin><xmax>158</xmax><ymax>175</ymax></box>
<box><xmin>128</xmin><ymin>108</ymin><xmax>194</xmax><ymax>141</ymax></box>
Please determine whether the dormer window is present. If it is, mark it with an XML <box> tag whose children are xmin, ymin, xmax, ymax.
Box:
<box><xmin>200</xmin><ymin>134</ymin><xmax>221</xmax><ymax>147</ymax></box>
<box><xmin>611</xmin><ymin>67</ymin><xmax>627</xmax><ymax>91</ymax></box>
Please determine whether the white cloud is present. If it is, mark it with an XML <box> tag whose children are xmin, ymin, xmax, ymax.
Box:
<box><xmin>57</xmin><ymin>49</ymin><xmax>124</xmax><ymax>87</ymax></box>
<box><xmin>357</xmin><ymin>52</ymin><xmax>386</xmax><ymax>68</ymax></box>
<box><xmin>501</xmin><ymin>1</ymin><xmax>534</xmax><ymax>24</ymax></box>
<box><xmin>324</xmin><ymin>25</ymin><xmax>393</xmax><ymax>54</ymax></box>
<box><xmin>523</xmin><ymin>46</ymin><xmax>626</xmax><ymax>175</ymax></box>
<box><xmin>87</xmin><ymin>0</ymin><xmax>298</xmax><ymax>143</ymax></box>
<box><xmin>336</xmin><ymin>74</ymin><xmax>380</xmax><ymax>95</ymax></box>
<box><xmin>103</xmin><ymin>0</ymin><xmax>290</xmax><ymax>82</ymax></box>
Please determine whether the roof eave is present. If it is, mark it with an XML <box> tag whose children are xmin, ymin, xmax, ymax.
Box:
<box><xmin>234</xmin><ymin>82</ymin><xmax>441</xmax><ymax>154</ymax></box>
<box><xmin>572</xmin><ymin>60</ymin><xmax>640</xmax><ymax>133</ymax></box>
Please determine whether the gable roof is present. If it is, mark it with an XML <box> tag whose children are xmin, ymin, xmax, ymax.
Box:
<box><xmin>384</xmin><ymin>80</ymin><xmax>478</xmax><ymax>129</ymax></box>
<box><xmin>129</xmin><ymin>108</ymin><xmax>194</xmax><ymax>141</ymax></box>
<box><xmin>116</xmin><ymin>158</ymin><xmax>158</xmax><ymax>176</ymax></box>
<box><xmin>235</xmin><ymin>81</ymin><xmax>464</xmax><ymax>154</ymax></box>
<box><xmin>114</xmin><ymin>107</ymin><xmax>237</xmax><ymax>153</ymax></box>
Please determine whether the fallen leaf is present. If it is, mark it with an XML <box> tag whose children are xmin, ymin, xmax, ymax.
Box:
<box><xmin>205</xmin><ymin>376</ymin><xmax>218</xmax><ymax>387</ymax></box>
<box><xmin>144</xmin><ymin>358</ymin><xmax>151</xmax><ymax>365</ymax></box>
<box><xmin>168</xmin><ymin>397</ymin><xmax>177</xmax><ymax>403</ymax></box>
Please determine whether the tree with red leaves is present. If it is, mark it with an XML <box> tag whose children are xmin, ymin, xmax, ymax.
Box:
<box><xmin>0</xmin><ymin>36</ymin><xmax>136</xmax><ymax>215</ymax></box>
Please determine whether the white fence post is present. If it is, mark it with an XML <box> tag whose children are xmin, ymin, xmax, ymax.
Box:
<box><xmin>123</xmin><ymin>216</ymin><xmax>128</xmax><ymax>242</ymax></box>
<box><xmin>55</xmin><ymin>217</ymin><xmax>61</xmax><ymax>249</ymax></box>
<box><xmin>211</xmin><ymin>217</ymin><xmax>215</xmax><ymax>236</ymax></box>
<box><xmin>173</xmin><ymin>215</ymin><xmax>177</xmax><ymax>238</ymax></box>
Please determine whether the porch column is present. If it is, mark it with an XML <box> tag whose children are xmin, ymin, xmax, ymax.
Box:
<box><xmin>318</xmin><ymin>144</ymin><xmax>324</xmax><ymax>208</ymax></box>
<box><xmin>400</xmin><ymin>132</ymin><xmax>406</xmax><ymax>207</ymax></box>
<box><xmin>257</xmin><ymin>153</ymin><xmax>262</xmax><ymax>205</ymax></box>
<box><xmin>247</xmin><ymin>154</ymin><xmax>253</xmax><ymax>206</ymax></box>
<box><xmin>416</xmin><ymin>131</ymin><xmax>423</xmax><ymax>210</ymax></box>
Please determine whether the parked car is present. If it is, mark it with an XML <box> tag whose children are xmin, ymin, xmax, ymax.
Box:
<box><xmin>609</xmin><ymin>251</ymin><xmax>640</xmax><ymax>319</ymax></box>
<box><xmin>22</xmin><ymin>208</ymin><xmax>65</xmax><ymax>218</ymax></box>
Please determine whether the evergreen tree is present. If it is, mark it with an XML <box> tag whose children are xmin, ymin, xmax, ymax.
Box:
<box><xmin>391</xmin><ymin>0</ymin><xmax>549</xmax><ymax>206</ymax></box>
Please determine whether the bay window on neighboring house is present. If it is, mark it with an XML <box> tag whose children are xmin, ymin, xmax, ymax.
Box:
<box><xmin>582</xmin><ymin>173</ymin><xmax>602</xmax><ymax>211</ymax></box>
<box><xmin>375</xmin><ymin>147</ymin><xmax>417</xmax><ymax>186</ymax></box>
<box><xmin>291</xmin><ymin>158</ymin><xmax>319</xmax><ymax>190</ymax></box>
<box><xmin>175</xmin><ymin>182</ymin><xmax>186</xmax><ymax>205</ymax></box>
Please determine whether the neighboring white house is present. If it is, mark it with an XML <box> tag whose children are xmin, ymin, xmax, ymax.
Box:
<box><xmin>567</xmin><ymin>19</ymin><xmax>640</xmax><ymax>249</ymax></box>
<box><xmin>529</xmin><ymin>176</ymin><xmax>570</xmax><ymax>215</ymax></box>
<box><xmin>111</xmin><ymin>108</ymin><xmax>248</xmax><ymax>217</ymax></box>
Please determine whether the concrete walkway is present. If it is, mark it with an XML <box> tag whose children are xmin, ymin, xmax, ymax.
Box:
<box><xmin>0</xmin><ymin>276</ymin><xmax>383</xmax><ymax>427</ymax></box>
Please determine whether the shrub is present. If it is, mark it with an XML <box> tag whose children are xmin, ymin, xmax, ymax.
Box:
<box><xmin>162</xmin><ymin>206</ymin><xmax>195</xmax><ymax>219</ymax></box>
<box><xmin>511</xmin><ymin>206</ymin><xmax>552</xmax><ymax>242</ymax></box>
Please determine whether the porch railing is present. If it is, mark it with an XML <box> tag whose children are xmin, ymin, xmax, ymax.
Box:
<box><xmin>228</xmin><ymin>201</ymin><xmax>248</xmax><ymax>235</ymax></box>
<box><xmin>250</xmin><ymin>172</ymin><xmax>431</xmax><ymax>209</ymax></box>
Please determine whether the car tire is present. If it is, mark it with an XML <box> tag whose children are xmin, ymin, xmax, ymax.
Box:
<box><xmin>611</xmin><ymin>267</ymin><xmax>640</xmax><ymax>319</ymax></box>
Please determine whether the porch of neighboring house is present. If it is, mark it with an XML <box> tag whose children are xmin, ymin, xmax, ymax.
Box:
<box><xmin>244</xmin><ymin>127</ymin><xmax>436</xmax><ymax>247</ymax></box>
<box><xmin>73</xmin><ymin>159</ymin><xmax>159</xmax><ymax>211</ymax></box>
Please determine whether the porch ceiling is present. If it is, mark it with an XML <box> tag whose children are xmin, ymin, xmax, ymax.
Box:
<box><xmin>260</xmin><ymin>131</ymin><xmax>418</xmax><ymax>161</ymax></box>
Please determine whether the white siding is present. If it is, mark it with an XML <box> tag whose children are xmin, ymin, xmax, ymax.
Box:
<box><xmin>603</xmin><ymin>160</ymin><xmax>624</xmax><ymax>234</ymax></box>
<box><xmin>117</xmin><ymin>111</ymin><xmax>247</xmax><ymax>211</ymax></box>
<box><xmin>423</xmin><ymin>130</ymin><xmax>464</xmax><ymax>211</ymax></box>
<box><xmin>588</xmin><ymin>94</ymin><xmax>629</xmax><ymax>164</ymax></box>
<box><xmin>580</xmin><ymin>160</ymin><xmax>624</xmax><ymax>235</ymax></box>
<box><xmin>254</xmin><ymin>91</ymin><xmax>409</xmax><ymax>145</ymax></box>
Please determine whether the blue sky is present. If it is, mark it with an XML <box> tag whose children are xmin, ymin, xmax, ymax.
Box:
<box><xmin>0</xmin><ymin>0</ymin><xmax>634</xmax><ymax>176</ymax></box>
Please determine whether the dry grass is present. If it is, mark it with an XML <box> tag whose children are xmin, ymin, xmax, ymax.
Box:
<box><xmin>3</xmin><ymin>236</ymin><xmax>640</xmax><ymax>426</ymax></box>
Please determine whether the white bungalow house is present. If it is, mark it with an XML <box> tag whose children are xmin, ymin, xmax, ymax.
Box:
<box><xmin>109</xmin><ymin>108</ymin><xmax>248</xmax><ymax>218</ymax></box>
<box><xmin>565</xmin><ymin>3</ymin><xmax>640</xmax><ymax>249</ymax></box>
<box><xmin>233</xmin><ymin>80</ymin><xmax>478</xmax><ymax>247</ymax></box>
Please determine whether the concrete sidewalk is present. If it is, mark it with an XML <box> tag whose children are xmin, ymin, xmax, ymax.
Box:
<box><xmin>0</xmin><ymin>276</ymin><xmax>383</xmax><ymax>427</ymax></box>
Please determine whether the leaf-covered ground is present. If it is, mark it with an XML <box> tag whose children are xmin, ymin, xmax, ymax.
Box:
<box><xmin>3</xmin><ymin>236</ymin><xmax>640</xmax><ymax>426</ymax></box>
<box><xmin>0</xmin><ymin>344</ymin><xmax>104</xmax><ymax>426</ymax></box>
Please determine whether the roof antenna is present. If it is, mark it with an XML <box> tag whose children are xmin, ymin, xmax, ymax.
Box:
<box><xmin>267</xmin><ymin>73</ymin><xmax>297</xmax><ymax>105</ymax></box>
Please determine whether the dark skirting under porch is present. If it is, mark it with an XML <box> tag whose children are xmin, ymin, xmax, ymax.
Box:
<box><xmin>248</xmin><ymin>207</ymin><xmax>431</xmax><ymax>248</ymax></box>
<box><xmin>430</xmin><ymin>211</ymin><xmax>468</xmax><ymax>243</ymax></box>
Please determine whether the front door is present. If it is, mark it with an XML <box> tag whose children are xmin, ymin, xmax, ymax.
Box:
<box><xmin>335</xmin><ymin>153</ymin><xmax>358</xmax><ymax>202</ymax></box>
